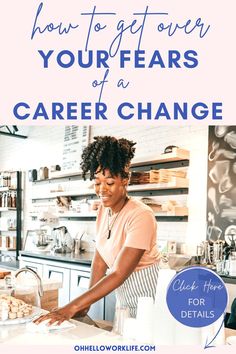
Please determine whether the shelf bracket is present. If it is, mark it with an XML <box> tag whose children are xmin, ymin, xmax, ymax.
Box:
<box><xmin>0</xmin><ymin>126</ymin><xmax>27</xmax><ymax>139</ymax></box>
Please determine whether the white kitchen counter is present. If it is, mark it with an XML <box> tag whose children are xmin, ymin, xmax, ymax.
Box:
<box><xmin>0</xmin><ymin>318</ymin><xmax>122</xmax><ymax>345</ymax></box>
<box><xmin>1</xmin><ymin>320</ymin><xmax>236</xmax><ymax>346</ymax></box>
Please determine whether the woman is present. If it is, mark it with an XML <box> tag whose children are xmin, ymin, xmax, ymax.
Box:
<box><xmin>35</xmin><ymin>136</ymin><xmax>160</xmax><ymax>326</ymax></box>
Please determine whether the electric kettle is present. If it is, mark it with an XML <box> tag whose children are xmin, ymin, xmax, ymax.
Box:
<box><xmin>51</xmin><ymin>226</ymin><xmax>73</xmax><ymax>253</ymax></box>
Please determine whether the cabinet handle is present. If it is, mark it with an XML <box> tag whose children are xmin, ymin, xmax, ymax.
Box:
<box><xmin>77</xmin><ymin>276</ymin><xmax>81</xmax><ymax>286</ymax></box>
<box><xmin>49</xmin><ymin>270</ymin><xmax>64</xmax><ymax>282</ymax></box>
<box><xmin>77</xmin><ymin>275</ymin><xmax>89</xmax><ymax>287</ymax></box>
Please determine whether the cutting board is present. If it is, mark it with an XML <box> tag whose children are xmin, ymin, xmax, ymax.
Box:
<box><xmin>0</xmin><ymin>269</ymin><xmax>11</xmax><ymax>279</ymax></box>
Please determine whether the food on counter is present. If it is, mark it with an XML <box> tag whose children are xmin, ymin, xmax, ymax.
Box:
<box><xmin>0</xmin><ymin>294</ymin><xmax>33</xmax><ymax>321</ymax></box>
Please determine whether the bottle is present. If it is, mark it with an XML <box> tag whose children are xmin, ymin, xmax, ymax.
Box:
<box><xmin>7</xmin><ymin>172</ymin><xmax>11</xmax><ymax>187</ymax></box>
<box><xmin>74</xmin><ymin>239</ymin><xmax>80</xmax><ymax>255</ymax></box>
<box><xmin>10</xmin><ymin>171</ymin><xmax>17</xmax><ymax>189</ymax></box>
<box><xmin>3</xmin><ymin>172</ymin><xmax>7</xmax><ymax>187</ymax></box>
<box><xmin>7</xmin><ymin>192</ymin><xmax>11</xmax><ymax>208</ymax></box>
<box><xmin>2</xmin><ymin>192</ymin><xmax>7</xmax><ymax>208</ymax></box>
<box><xmin>0</xmin><ymin>301</ymin><xmax>9</xmax><ymax>321</ymax></box>
<box><xmin>11</xmin><ymin>191</ymin><xmax>16</xmax><ymax>208</ymax></box>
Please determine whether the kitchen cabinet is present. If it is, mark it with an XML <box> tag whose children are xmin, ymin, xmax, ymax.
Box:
<box><xmin>0</xmin><ymin>171</ymin><xmax>22</xmax><ymax>264</ymax></box>
<box><xmin>43</xmin><ymin>264</ymin><xmax>70</xmax><ymax>307</ymax></box>
<box><xmin>20</xmin><ymin>256</ymin><xmax>70</xmax><ymax>306</ymax></box>
<box><xmin>19</xmin><ymin>257</ymin><xmax>70</xmax><ymax>307</ymax></box>
<box><xmin>104</xmin><ymin>291</ymin><xmax>116</xmax><ymax>322</ymax></box>
<box><xmin>19</xmin><ymin>255</ymin><xmax>116</xmax><ymax>321</ymax></box>
<box><xmin>70</xmin><ymin>269</ymin><xmax>105</xmax><ymax>319</ymax></box>
<box><xmin>18</xmin><ymin>258</ymin><xmax>44</xmax><ymax>278</ymax></box>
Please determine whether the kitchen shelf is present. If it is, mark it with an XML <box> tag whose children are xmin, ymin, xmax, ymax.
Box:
<box><xmin>29</xmin><ymin>153</ymin><xmax>189</xmax><ymax>224</ymax></box>
<box><xmin>0</xmin><ymin>171</ymin><xmax>22</xmax><ymax>261</ymax></box>
<box><xmin>30</xmin><ymin>209</ymin><xmax>188</xmax><ymax>222</ymax></box>
<box><xmin>31</xmin><ymin>191</ymin><xmax>96</xmax><ymax>200</ymax></box>
<box><xmin>51</xmin><ymin>189</ymin><xmax>95</xmax><ymax>197</ymax></box>
<box><xmin>156</xmin><ymin>215</ymin><xmax>188</xmax><ymax>222</ymax></box>
<box><xmin>58</xmin><ymin>212</ymin><xmax>97</xmax><ymax>218</ymax></box>
<box><xmin>128</xmin><ymin>188</ymin><xmax>188</xmax><ymax>197</ymax></box>
<box><xmin>31</xmin><ymin>179</ymin><xmax>189</xmax><ymax>200</ymax></box>
<box><xmin>30</xmin><ymin>211</ymin><xmax>97</xmax><ymax>218</ymax></box>
<box><xmin>31</xmin><ymin>148</ymin><xmax>190</xmax><ymax>184</ymax></box>
<box><xmin>32</xmin><ymin>170</ymin><xmax>84</xmax><ymax>184</ymax></box>
<box><xmin>0</xmin><ymin>187</ymin><xmax>17</xmax><ymax>192</ymax></box>
<box><xmin>49</xmin><ymin>169</ymin><xmax>83</xmax><ymax>179</ymax></box>
<box><xmin>57</xmin><ymin>215</ymin><xmax>188</xmax><ymax>222</ymax></box>
<box><xmin>0</xmin><ymin>207</ymin><xmax>17</xmax><ymax>212</ymax></box>
<box><xmin>128</xmin><ymin>179</ymin><xmax>189</xmax><ymax>191</ymax></box>
<box><xmin>57</xmin><ymin>212</ymin><xmax>188</xmax><ymax>221</ymax></box>
<box><xmin>131</xmin><ymin>148</ymin><xmax>189</xmax><ymax>167</ymax></box>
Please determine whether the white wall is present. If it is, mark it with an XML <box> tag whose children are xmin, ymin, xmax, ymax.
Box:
<box><xmin>0</xmin><ymin>126</ymin><xmax>209</xmax><ymax>252</ymax></box>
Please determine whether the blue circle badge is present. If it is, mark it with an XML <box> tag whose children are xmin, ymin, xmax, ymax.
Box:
<box><xmin>166</xmin><ymin>267</ymin><xmax>228</xmax><ymax>327</ymax></box>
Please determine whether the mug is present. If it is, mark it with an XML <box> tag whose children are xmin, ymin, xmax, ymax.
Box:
<box><xmin>50</xmin><ymin>165</ymin><xmax>61</xmax><ymax>172</ymax></box>
<box><xmin>28</xmin><ymin>169</ymin><xmax>37</xmax><ymax>182</ymax></box>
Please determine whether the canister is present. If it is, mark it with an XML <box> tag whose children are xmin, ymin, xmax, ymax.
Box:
<box><xmin>38</xmin><ymin>167</ymin><xmax>49</xmax><ymax>180</ymax></box>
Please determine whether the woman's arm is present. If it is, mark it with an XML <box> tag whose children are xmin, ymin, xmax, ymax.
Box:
<box><xmin>34</xmin><ymin>247</ymin><xmax>145</xmax><ymax>325</ymax></box>
<box><xmin>89</xmin><ymin>249</ymin><xmax>108</xmax><ymax>288</ymax></box>
<box><xmin>76</xmin><ymin>249</ymin><xmax>108</xmax><ymax>317</ymax></box>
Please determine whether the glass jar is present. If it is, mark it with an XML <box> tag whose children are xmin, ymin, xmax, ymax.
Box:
<box><xmin>0</xmin><ymin>301</ymin><xmax>9</xmax><ymax>321</ymax></box>
<box><xmin>229</xmin><ymin>252</ymin><xmax>236</xmax><ymax>276</ymax></box>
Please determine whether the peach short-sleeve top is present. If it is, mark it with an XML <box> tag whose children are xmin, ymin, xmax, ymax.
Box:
<box><xmin>96</xmin><ymin>198</ymin><xmax>160</xmax><ymax>271</ymax></box>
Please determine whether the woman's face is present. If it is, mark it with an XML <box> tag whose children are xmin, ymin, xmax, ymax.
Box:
<box><xmin>94</xmin><ymin>169</ymin><xmax>128</xmax><ymax>212</ymax></box>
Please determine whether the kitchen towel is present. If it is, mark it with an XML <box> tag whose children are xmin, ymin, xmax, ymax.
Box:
<box><xmin>26</xmin><ymin>319</ymin><xmax>76</xmax><ymax>333</ymax></box>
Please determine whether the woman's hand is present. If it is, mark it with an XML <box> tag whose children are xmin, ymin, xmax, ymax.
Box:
<box><xmin>74</xmin><ymin>306</ymin><xmax>90</xmax><ymax>318</ymax></box>
<box><xmin>34</xmin><ymin>304</ymin><xmax>76</xmax><ymax>326</ymax></box>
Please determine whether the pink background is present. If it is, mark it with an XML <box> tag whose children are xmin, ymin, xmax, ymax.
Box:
<box><xmin>0</xmin><ymin>0</ymin><xmax>235</xmax><ymax>126</ymax></box>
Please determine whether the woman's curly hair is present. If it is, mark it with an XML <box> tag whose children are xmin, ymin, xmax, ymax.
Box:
<box><xmin>80</xmin><ymin>136</ymin><xmax>136</xmax><ymax>180</ymax></box>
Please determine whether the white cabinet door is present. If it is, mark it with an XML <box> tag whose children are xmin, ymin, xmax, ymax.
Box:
<box><xmin>70</xmin><ymin>269</ymin><xmax>104</xmax><ymax>320</ymax></box>
<box><xmin>225</xmin><ymin>283</ymin><xmax>236</xmax><ymax>313</ymax></box>
<box><xmin>104</xmin><ymin>291</ymin><xmax>116</xmax><ymax>322</ymax></box>
<box><xmin>19</xmin><ymin>259</ymin><xmax>44</xmax><ymax>278</ymax></box>
<box><xmin>43</xmin><ymin>264</ymin><xmax>70</xmax><ymax>307</ymax></box>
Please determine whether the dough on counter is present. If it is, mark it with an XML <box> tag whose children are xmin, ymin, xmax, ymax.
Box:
<box><xmin>0</xmin><ymin>294</ymin><xmax>33</xmax><ymax>320</ymax></box>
